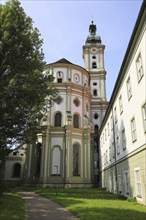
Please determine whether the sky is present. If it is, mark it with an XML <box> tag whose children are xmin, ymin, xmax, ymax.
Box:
<box><xmin>1</xmin><ymin>0</ymin><xmax>143</xmax><ymax>100</ymax></box>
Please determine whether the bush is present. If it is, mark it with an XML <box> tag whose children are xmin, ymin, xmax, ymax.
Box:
<box><xmin>127</xmin><ymin>197</ymin><xmax>137</xmax><ymax>202</ymax></box>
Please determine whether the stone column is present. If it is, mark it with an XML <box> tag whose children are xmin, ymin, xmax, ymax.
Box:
<box><xmin>40</xmin><ymin>124</ymin><xmax>50</xmax><ymax>185</ymax></box>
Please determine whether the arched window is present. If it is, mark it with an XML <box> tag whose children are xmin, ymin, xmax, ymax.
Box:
<box><xmin>95</xmin><ymin>124</ymin><xmax>99</xmax><ymax>133</ymax></box>
<box><xmin>73</xmin><ymin>144</ymin><xmax>80</xmax><ymax>176</ymax></box>
<box><xmin>51</xmin><ymin>146</ymin><xmax>61</xmax><ymax>175</ymax></box>
<box><xmin>73</xmin><ymin>114</ymin><xmax>79</xmax><ymax>128</ymax></box>
<box><xmin>92</xmin><ymin>62</ymin><xmax>97</xmax><ymax>68</ymax></box>
<box><xmin>54</xmin><ymin>112</ymin><xmax>62</xmax><ymax>127</ymax></box>
<box><xmin>93</xmin><ymin>89</ymin><xmax>97</xmax><ymax>96</ymax></box>
<box><xmin>12</xmin><ymin>163</ymin><xmax>21</xmax><ymax>178</ymax></box>
<box><xmin>94</xmin><ymin>113</ymin><xmax>98</xmax><ymax>119</ymax></box>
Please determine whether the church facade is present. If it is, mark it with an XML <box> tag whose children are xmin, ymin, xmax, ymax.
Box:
<box><xmin>4</xmin><ymin>21</ymin><xmax>108</xmax><ymax>188</ymax></box>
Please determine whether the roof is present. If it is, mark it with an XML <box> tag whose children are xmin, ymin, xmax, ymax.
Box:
<box><xmin>54</xmin><ymin>58</ymin><xmax>73</xmax><ymax>65</ymax></box>
<box><xmin>46</xmin><ymin>58</ymin><xmax>90</xmax><ymax>75</ymax></box>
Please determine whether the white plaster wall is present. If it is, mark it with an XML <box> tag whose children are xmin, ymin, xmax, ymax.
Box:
<box><xmin>100</xmin><ymin>23</ymin><xmax>146</xmax><ymax>170</ymax></box>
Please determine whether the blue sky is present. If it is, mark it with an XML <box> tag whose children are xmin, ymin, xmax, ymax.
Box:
<box><xmin>1</xmin><ymin>0</ymin><xmax>143</xmax><ymax>100</ymax></box>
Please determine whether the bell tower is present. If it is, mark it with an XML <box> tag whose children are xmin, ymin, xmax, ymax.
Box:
<box><xmin>83</xmin><ymin>21</ymin><xmax>108</xmax><ymax>186</ymax></box>
<box><xmin>83</xmin><ymin>21</ymin><xmax>108</xmax><ymax>128</ymax></box>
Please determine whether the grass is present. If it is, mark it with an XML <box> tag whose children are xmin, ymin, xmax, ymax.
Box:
<box><xmin>0</xmin><ymin>191</ymin><xmax>25</xmax><ymax>220</ymax></box>
<box><xmin>0</xmin><ymin>188</ymin><xmax>145</xmax><ymax>220</ymax></box>
<box><xmin>31</xmin><ymin>188</ymin><xmax>146</xmax><ymax>220</ymax></box>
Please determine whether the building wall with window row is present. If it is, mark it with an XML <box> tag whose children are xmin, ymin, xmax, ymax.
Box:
<box><xmin>99</xmin><ymin>2</ymin><xmax>146</xmax><ymax>205</ymax></box>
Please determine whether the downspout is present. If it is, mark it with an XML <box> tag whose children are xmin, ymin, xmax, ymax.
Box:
<box><xmin>112</xmin><ymin>107</ymin><xmax>118</xmax><ymax>194</ymax></box>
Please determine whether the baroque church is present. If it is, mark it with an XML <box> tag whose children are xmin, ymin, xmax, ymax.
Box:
<box><xmin>4</xmin><ymin>1</ymin><xmax>146</xmax><ymax>205</ymax></box>
<box><xmin>4</xmin><ymin>21</ymin><xmax>108</xmax><ymax>188</ymax></box>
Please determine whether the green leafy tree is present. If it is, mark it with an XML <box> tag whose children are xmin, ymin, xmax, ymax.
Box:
<box><xmin>0</xmin><ymin>0</ymin><xmax>57</xmax><ymax>185</ymax></box>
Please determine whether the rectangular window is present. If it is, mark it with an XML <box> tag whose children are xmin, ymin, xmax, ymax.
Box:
<box><xmin>127</xmin><ymin>77</ymin><xmax>132</xmax><ymax>100</ymax></box>
<box><xmin>142</xmin><ymin>103</ymin><xmax>146</xmax><ymax>133</ymax></box>
<box><xmin>119</xmin><ymin>95</ymin><xmax>123</xmax><ymax>114</ymax></box>
<box><xmin>122</xmin><ymin>128</ymin><xmax>126</xmax><ymax>150</ymax></box>
<box><xmin>134</xmin><ymin>168</ymin><xmax>142</xmax><ymax>198</ymax></box>
<box><xmin>116</xmin><ymin>135</ymin><xmax>120</xmax><ymax>154</ymax></box>
<box><xmin>131</xmin><ymin>117</ymin><xmax>137</xmax><ymax>142</ymax></box>
<box><xmin>136</xmin><ymin>53</ymin><xmax>144</xmax><ymax>82</ymax></box>
<box><xmin>124</xmin><ymin>171</ymin><xmax>129</xmax><ymax>195</ymax></box>
<box><xmin>57</xmin><ymin>78</ymin><xmax>62</xmax><ymax>83</ymax></box>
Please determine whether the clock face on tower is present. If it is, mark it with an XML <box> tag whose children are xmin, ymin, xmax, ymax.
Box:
<box><xmin>91</xmin><ymin>47</ymin><xmax>97</xmax><ymax>54</ymax></box>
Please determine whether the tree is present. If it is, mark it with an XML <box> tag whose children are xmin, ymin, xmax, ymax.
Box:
<box><xmin>0</xmin><ymin>0</ymin><xmax>57</xmax><ymax>180</ymax></box>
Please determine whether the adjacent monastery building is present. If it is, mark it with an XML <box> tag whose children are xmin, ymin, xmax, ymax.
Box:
<box><xmin>4</xmin><ymin>1</ymin><xmax>146</xmax><ymax>205</ymax></box>
<box><xmin>99</xmin><ymin>1</ymin><xmax>146</xmax><ymax>205</ymax></box>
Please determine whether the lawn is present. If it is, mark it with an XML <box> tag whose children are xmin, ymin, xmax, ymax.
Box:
<box><xmin>32</xmin><ymin>188</ymin><xmax>146</xmax><ymax>220</ymax></box>
<box><xmin>0</xmin><ymin>191</ymin><xmax>25</xmax><ymax>220</ymax></box>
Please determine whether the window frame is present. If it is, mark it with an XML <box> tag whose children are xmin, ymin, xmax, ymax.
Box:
<box><xmin>130</xmin><ymin>117</ymin><xmax>137</xmax><ymax>142</ymax></box>
<box><xmin>119</xmin><ymin>95</ymin><xmax>123</xmax><ymax>114</ymax></box>
<box><xmin>73</xmin><ymin>114</ymin><xmax>80</xmax><ymax>128</ymax></box>
<box><xmin>124</xmin><ymin>170</ymin><xmax>129</xmax><ymax>195</ymax></box>
<box><xmin>73</xmin><ymin>144</ymin><xmax>80</xmax><ymax>176</ymax></box>
<box><xmin>136</xmin><ymin>53</ymin><xmax>144</xmax><ymax>82</ymax></box>
<box><xmin>134</xmin><ymin>168</ymin><xmax>142</xmax><ymax>198</ymax></box>
<box><xmin>142</xmin><ymin>102</ymin><xmax>146</xmax><ymax>133</ymax></box>
<box><xmin>54</xmin><ymin>112</ymin><xmax>62</xmax><ymax>127</ymax></box>
<box><xmin>122</xmin><ymin>128</ymin><xmax>126</xmax><ymax>150</ymax></box>
<box><xmin>116</xmin><ymin>135</ymin><xmax>120</xmax><ymax>155</ymax></box>
<box><xmin>126</xmin><ymin>77</ymin><xmax>132</xmax><ymax>100</ymax></box>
